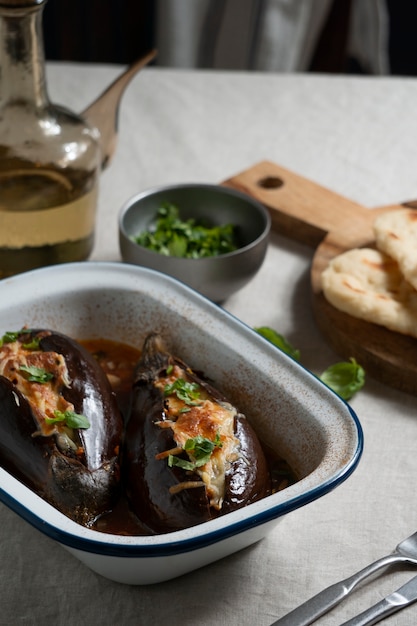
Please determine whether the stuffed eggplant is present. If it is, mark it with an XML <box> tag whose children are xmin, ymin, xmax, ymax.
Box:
<box><xmin>0</xmin><ymin>328</ymin><xmax>123</xmax><ymax>526</ymax></box>
<box><xmin>124</xmin><ymin>332</ymin><xmax>271</xmax><ymax>533</ymax></box>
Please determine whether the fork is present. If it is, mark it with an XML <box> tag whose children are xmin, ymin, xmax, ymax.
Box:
<box><xmin>271</xmin><ymin>531</ymin><xmax>417</xmax><ymax>626</ymax></box>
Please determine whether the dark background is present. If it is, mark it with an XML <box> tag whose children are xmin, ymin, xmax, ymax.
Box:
<box><xmin>42</xmin><ymin>0</ymin><xmax>417</xmax><ymax>76</ymax></box>
<box><xmin>43</xmin><ymin>0</ymin><xmax>155</xmax><ymax>65</ymax></box>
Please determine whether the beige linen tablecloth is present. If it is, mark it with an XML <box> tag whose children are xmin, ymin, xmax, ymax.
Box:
<box><xmin>1</xmin><ymin>63</ymin><xmax>417</xmax><ymax>625</ymax></box>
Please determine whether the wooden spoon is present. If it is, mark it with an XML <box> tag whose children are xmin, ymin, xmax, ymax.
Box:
<box><xmin>224</xmin><ymin>160</ymin><xmax>417</xmax><ymax>396</ymax></box>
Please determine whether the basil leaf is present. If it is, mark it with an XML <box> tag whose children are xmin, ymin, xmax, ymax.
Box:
<box><xmin>320</xmin><ymin>358</ymin><xmax>365</xmax><ymax>400</ymax></box>
<box><xmin>19</xmin><ymin>364</ymin><xmax>54</xmax><ymax>383</ymax></box>
<box><xmin>254</xmin><ymin>326</ymin><xmax>365</xmax><ymax>399</ymax></box>
<box><xmin>254</xmin><ymin>326</ymin><xmax>300</xmax><ymax>361</ymax></box>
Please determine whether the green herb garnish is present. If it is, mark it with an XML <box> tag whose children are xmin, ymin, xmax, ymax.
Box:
<box><xmin>19</xmin><ymin>364</ymin><xmax>54</xmax><ymax>383</ymax></box>
<box><xmin>45</xmin><ymin>410</ymin><xmax>90</xmax><ymax>430</ymax></box>
<box><xmin>132</xmin><ymin>203</ymin><xmax>238</xmax><ymax>259</ymax></box>
<box><xmin>1</xmin><ymin>331</ymin><xmax>21</xmax><ymax>345</ymax></box>
<box><xmin>319</xmin><ymin>358</ymin><xmax>365</xmax><ymax>400</ymax></box>
<box><xmin>22</xmin><ymin>337</ymin><xmax>41</xmax><ymax>350</ymax></box>
<box><xmin>254</xmin><ymin>326</ymin><xmax>300</xmax><ymax>361</ymax></box>
<box><xmin>0</xmin><ymin>329</ymin><xmax>40</xmax><ymax>350</ymax></box>
<box><xmin>0</xmin><ymin>328</ymin><xmax>33</xmax><ymax>347</ymax></box>
<box><xmin>167</xmin><ymin>455</ymin><xmax>196</xmax><ymax>471</ymax></box>
<box><xmin>254</xmin><ymin>325</ymin><xmax>365</xmax><ymax>400</ymax></box>
<box><xmin>168</xmin><ymin>433</ymin><xmax>223</xmax><ymax>471</ymax></box>
<box><xmin>164</xmin><ymin>377</ymin><xmax>202</xmax><ymax>405</ymax></box>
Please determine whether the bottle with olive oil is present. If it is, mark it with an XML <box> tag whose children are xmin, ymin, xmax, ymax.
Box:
<box><xmin>0</xmin><ymin>0</ymin><xmax>101</xmax><ymax>278</ymax></box>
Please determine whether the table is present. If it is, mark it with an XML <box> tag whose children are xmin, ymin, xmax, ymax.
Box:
<box><xmin>2</xmin><ymin>62</ymin><xmax>417</xmax><ymax>626</ymax></box>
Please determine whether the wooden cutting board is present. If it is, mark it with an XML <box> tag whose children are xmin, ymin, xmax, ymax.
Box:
<box><xmin>224</xmin><ymin>160</ymin><xmax>417</xmax><ymax>396</ymax></box>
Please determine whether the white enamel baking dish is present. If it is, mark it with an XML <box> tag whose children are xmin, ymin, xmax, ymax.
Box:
<box><xmin>0</xmin><ymin>262</ymin><xmax>363</xmax><ymax>585</ymax></box>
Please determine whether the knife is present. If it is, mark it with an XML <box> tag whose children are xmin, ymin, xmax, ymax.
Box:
<box><xmin>339</xmin><ymin>574</ymin><xmax>417</xmax><ymax>625</ymax></box>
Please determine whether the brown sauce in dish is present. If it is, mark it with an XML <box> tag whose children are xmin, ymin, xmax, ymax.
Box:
<box><xmin>80</xmin><ymin>338</ymin><xmax>140</xmax><ymax>419</ymax></box>
<box><xmin>80</xmin><ymin>338</ymin><xmax>297</xmax><ymax>535</ymax></box>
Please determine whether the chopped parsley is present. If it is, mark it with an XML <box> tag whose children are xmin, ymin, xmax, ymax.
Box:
<box><xmin>0</xmin><ymin>328</ymin><xmax>33</xmax><ymax>347</ymax></box>
<box><xmin>168</xmin><ymin>433</ymin><xmax>223</xmax><ymax>471</ymax></box>
<box><xmin>45</xmin><ymin>410</ymin><xmax>90</xmax><ymax>430</ymax></box>
<box><xmin>0</xmin><ymin>329</ymin><xmax>41</xmax><ymax>350</ymax></box>
<box><xmin>19</xmin><ymin>364</ymin><xmax>54</xmax><ymax>383</ymax></box>
<box><xmin>132</xmin><ymin>203</ymin><xmax>238</xmax><ymax>259</ymax></box>
<box><xmin>164</xmin><ymin>377</ymin><xmax>202</xmax><ymax>406</ymax></box>
<box><xmin>21</xmin><ymin>337</ymin><xmax>41</xmax><ymax>350</ymax></box>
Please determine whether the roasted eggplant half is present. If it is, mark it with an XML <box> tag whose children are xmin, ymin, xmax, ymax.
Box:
<box><xmin>124</xmin><ymin>332</ymin><xmax>271</xmax><ymax>533</ymax></box>
<box><xmin>0</xmin><ymin>329</ymin><xmax>123</xmax><ymax>526</ymax></box>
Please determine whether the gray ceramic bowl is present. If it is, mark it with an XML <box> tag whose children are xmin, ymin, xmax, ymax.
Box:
<box><xmin>118</xmin><ymin>183</ymin><xmax>271</xmax><ymax>302</ymax></box>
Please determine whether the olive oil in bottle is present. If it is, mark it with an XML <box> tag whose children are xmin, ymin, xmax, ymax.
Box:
<box><xmin>0</xmin><ymin>0</ymin><xmax>101</xmax><ymax>278</ymax></box>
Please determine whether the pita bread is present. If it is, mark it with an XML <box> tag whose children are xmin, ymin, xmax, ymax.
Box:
<box><xmin>374</xmin><ymin>208</ymin><xmax>417</xmax><ymax>291</ymax></box>
<box><xmin>321</xmin><ymin>247</ymin><xmax>417</xmax><ymax>338</ymax></box>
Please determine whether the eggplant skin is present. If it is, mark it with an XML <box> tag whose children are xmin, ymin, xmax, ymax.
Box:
<box><xmin>0</xmin><ymin>376</ymin><xmax>53</xmax><ymax>494</ymax></box>
<box><xmin>0</xmin><ymin>329</ymin><xmax>124</xmax><ymax>526</ymax></box>
<box><xmin>125</xmin><ymin>383</ymin><xmax>212</xmax><ymax>534</ymax></box>
<box><xmin>38</xmin><ymin>331</ymin><xmax>122</xmax><ymax>474</ymax></box>
<box><xmin>124</xmin><ymin>332</ymin><xmax>271</xmax><ymax>534</ymax></box>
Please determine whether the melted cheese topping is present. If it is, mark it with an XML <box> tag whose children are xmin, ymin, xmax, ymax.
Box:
<box><xmin>155</xmin><ymin>364</ymin><xmax>240</xmax><ymax>510</ymax></box>
<box><xmin>0</xmin><ymin>339</ymin><xmax>75</xmax><ymax>441</ymax></box>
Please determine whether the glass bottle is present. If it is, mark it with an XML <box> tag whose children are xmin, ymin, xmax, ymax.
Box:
<box><xmin>0</xmin><ymin>0</ymin><xmax>101</xmax><ymax>278</ymax></box>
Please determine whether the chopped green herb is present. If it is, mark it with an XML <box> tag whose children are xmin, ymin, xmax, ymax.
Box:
<box><xmin>166</xmin><ymin>364</ymin><xmax>174</xmax><ymax>375</ymax></box>
<box><xmin>46</xmin><ymin>410</ymin><xmax>90</xmax><ymax>430</ymax></box>
<box><xmin>254</xmin><ymin>326</ymin><xmax>300</xmax><ymax>361</ymax></box>
<box><xmin>132</xmin><ymin>203</ymin><xmax>238</xmax><ymax>259</ymax></box>
<box><xmin>168</xmin><ymin>433</ymin><xmax>223</xmax><ymax>471</ymax></box>
<box><xmin>19</xmin><ymin>364</ymin><xmax>54</xmax><ymax>383</ymax></box>
<box><xmin>167</xmin><ymin>455</ymin><xmax>196</xmax><ymax>471</ymax></box>
<box><xmin>22</xmin><ymin>337</ymin><xmax>41</xmax><ymax>350</ymax></box>
<box><xmin>0</xmin><ymin>328</ymin><xmax>32</xmax><ymax>347</ymax></box>
<box><xmin>164</xmin><ymin>377</ymin><xmax>202</xmax><ymax>405</ymax></box>
<box><xmin>320</xmin><ymin>358</ymin><xmax>365</xmax><ymax>401</ymax></box>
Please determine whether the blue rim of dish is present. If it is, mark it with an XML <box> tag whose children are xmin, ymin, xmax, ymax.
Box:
<box><xmin>0</xmin><ymin>408</ymin><xmax>363</xmax><ymax>558</ymax></box>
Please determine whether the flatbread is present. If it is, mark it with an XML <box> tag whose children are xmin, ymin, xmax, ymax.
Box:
<box><xmin>374</xmin><ymin>208</ymin><xmax>417</xmax><ymax>291</ymax></box>
<box><xmin>321</xmin><ymin>247</ymin><xmax>417</xmax><ymax>338</ymax></box>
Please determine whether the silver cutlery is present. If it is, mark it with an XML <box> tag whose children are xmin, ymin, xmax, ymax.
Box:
<box><xmin>271</xmin><ymin>531</ymin><xmax>417</xmax><ymax>625</ymax></box>
<box><xmin>340</xmin><ymin>573</ymin><xmax>417</xmax><ymax>625</ymax></box>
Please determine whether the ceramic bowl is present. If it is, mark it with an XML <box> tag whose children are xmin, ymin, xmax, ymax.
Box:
<box><xmin>118</xmin><ymin>183</ymin><xmax>271</xmax><ymax>302</ymax></box>
<box><xmin>0</xmin><ymin>262</ymin><xmax>363</xmax><ymax>585</ymax></box>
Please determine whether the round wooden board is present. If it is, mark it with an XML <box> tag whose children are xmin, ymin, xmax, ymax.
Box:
<box><xmin>224</xmin><ymin>160</ymin><xmax>417</xmax><ymax>397</ymax></box>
